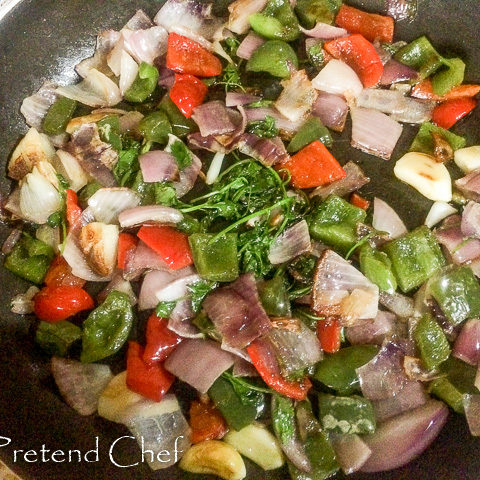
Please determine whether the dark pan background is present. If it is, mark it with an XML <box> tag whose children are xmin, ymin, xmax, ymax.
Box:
<box><xmin>0</xmin><ymin>1</ymin><xmax>479</xmax><ymax>479</ymax></box>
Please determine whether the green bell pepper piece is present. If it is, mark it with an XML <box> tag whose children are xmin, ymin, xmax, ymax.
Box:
<box><xmin>308</xmin><ymin>195</ymin><xmax>367</xmax><ymax>255</ymax></box>
<box><xmin>78</xmin><ymin>181</ymin><xmax>102</xmax><ymax>205</ymax></box>
<box><xmin>97</xmin><ymin>115</ymin><xmax>122</xmax><ymax>152</ymax></box>
<box><xmin>306</xmin><ymin>40</ymin><xmax>325</xmax><ymax>70</ymax></box>
<box><xmin>383</xmin><ymin>226</ymin><xmax>446</xmax><ymax>293</ymax></box>
<box><xmin>313</xmin><ymin>345</ymin><xmax>379</xmax><ymax>395</ymax></box>
<box><xmin>189</xmin><ymin>233</ymin><xmax>239</xmax><ymax>282</ymax></box>
<box><xmin>35</xmin><ymin>321</ymin><xmax>82</xmax><ymax>357</ymax></box>
<box><xmin>250</xmin><ymin>0</ymin><xmax>300</xmax><ymax>42</ymax></box>
<box><xmin>80</xmin><ymin>291</ymin><xmax>134</xmax><ymax>363</ymax></box>
<box><xmin>429</xmin><ymin>377</ymin><xmax>465</xmax><ymax>414</ymax></box>
<box><xmin>413</xmin><ymin>314</ymin><xmax>451</xmax><ymax>371</ymax></box>
<box><xmin>429</xmin><ymin>266</ymin><xmax>480</xmax><ymax>326</ymax></box>
<box><xmin>359</xmin><ymin>243</ymin><xmax>397</xmax><ymax>293</ymax></box>
<box><xmin>246</xmin><ymin>40</ymin><xmax>299</xmax><ymax>78</ymax></box>
<box><xmin>124</xmin><ymin>62</ymin><xmax>159</xmax><ymax>103</ymax></box>
<box><xmin>287</xmin><ymin>117</ymin><xmax>332</xmax><ymax>153</ymax></box>
<box><xmin>318</xmin><ymin>393</ymin><xmax>376</xmax><ymax>435</ymax></box>
<box><xmin>158</xmin><ymin>95</ymin><xmax>197</xmax><ymax>137</ymax></box>
<box><xmin>139</xmin><ymin>110</ymin><xmax>172</xmax><ymax>145</ymax></box>
<box><xmin>410</xmin><ymin>122</ymin><xmax>466</xmax><ymax>155</ymax></box>
<box><xmin>295</xmin><ymin>0</ymin><xmax>341</xmax><ymax>28</ymax></box>
<box><xmin>432</xmin><ymin>58</ymin><xmax>466</xmax><ymax>96</ymax></box>
<box><xmin>394</xmin><ymin>36</ymin><xmax>444</xmax><ymax>80</ymax></box>
<box><xmin>4</xmin><ymin>236</ymin><xmax>54</xmax><ymax>284</ymax></box>
<box><xmin>42</xmin><ymin>96</ymin><xmax>77</xmax><ymax>135</ymax></box>
<box><xmin>258</xmin><ymin>276</ymin><xmax>291</xmax><ymax>316</ymax></box>
<box><xmin>271</xmin><ymin>394</ymin><xmax>297</xmax><ymax>446</ymax></box>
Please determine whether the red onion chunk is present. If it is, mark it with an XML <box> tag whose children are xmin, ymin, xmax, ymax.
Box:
<box><xmin>310</xmin><ymin>161</ymin><xmax>369</xmax><ymax>199</ymax></box>
<box><xmin>192</xmin><ymin>101</ymin><xmax>237</xmax><ymax>137</ymax></box>
<box><xmin>360</xmin><ymin>400</ymin><xmax>448</xmax><ymax>473</ymax></box>
<box><xmin>456</xmin><ymin>170</ymin><xmax>480</xmax><ymax>202</ymax></box>
<box><xmin>51</xmin><ymin>357</ymin><xmax>113</xmax><ymax>416</ymax></box>
<box><xmin>168</xmin><ymin>298</ymin><xmax>203</xmax><ymax>339</ymax></box>
<box><xmin>236</xmin><ymin>31</ymin><xmax>265</xmax><ymax>59</ymax></box>
<box><xmin>379</xmin><ymin>291</ymin><xmax>414</xmax><ymax>318</ymax></box>
<box><xmin>225</xmin><ymin>91</ymin><xmax>261</xmax><ymax>107</ymax></box>
<box><xmin>346</xmin><ymin>310</ymin><xmax>396</xmax><ymax>346</ymax></box>
<box><xmin>2</xmin><ymin>229</ymin><xmax>22</xmax><ymax>254</ymax></box>
<box><xmin>372</xmin><ymin>198</ymin><xmax>407</xmax><ymax>239</ymax></box>
<box><xmin>452</xmin><ymin>319</ymin><xmax>480</xmax><ymax>366</ymax></box>
<box><xmin>232</xmin><ymin>357</ymin><xmax>258</xmax><ymax>377</ymax></box>
<box><xmin>268</xmin><ymin>220</ymin><xmax>311</xmax><ymax>265</ymax></box>
<box><xmin>139</xmin><ymin>151</ymin><xmax>178</xmax><ymax>183</ymax></box>
<box><xmin>237</xmin><ymin>133</ymin><xmax>289</xmax><ymax>166</ymax></box>
<box><xmin>98</xmin><ymin>271</ymin><xmax>137</xmax><ymax>305</ymax></box>
<box><xmin>386</xmin><ymin>0</ymin><xmax>418</xmax><ymax>21</ymax></box>
<box><xmin>118</xmin><ymin>205</ymin><xmax>183</xmax><ymax>228</ymax></box>
<box><xmin>188</xmin><ymin>132</ymin><xmax>228</xmax><ymax>153</ymax></box>
<box><xmin>244</xmin><ymin>107</ymin><xmax>304</xmax><ymax>134</ymax></box>
<box><xmin>125</xmin><ymin>9</ymin><xmax>154</xmax><ymax>30</ymax></box>
<box><xmin>380</xmin><ymin>59</ymin><xmax>419</xmax><ymax>86</ymax></box>
<box><xmin>331</xmin><ymin>434</ymin><xmax>372</xmax><ymax>474</ymax></box>
<box><xmin>157</xmin><ymin>64</ymin><xmax>176</xmax><ymax>88</ymax></box>
<box><xmin>312</xmin><ymin>92</ymin><xmax>349</xmax><ymax>132</ymax></box>
<box><xmin>300</xmin><ymin>22</ymin><xmax>347</xmax><ymax>40</ymax></box>
<box><xmin>351</xmin><ymin>107</ymin><xmax>403</xmax><ymax>160</ymax></box>
<box><xmin>203</xmin><ymin>273</ymin><xmax>272</xmax><ymax>349</ymax></box>
<box><xmin>173</xmin><ymin>151</ymin><xmax>202</xmax><ymax>198</ymax></box>
<box><xmin>164</xmin><ymin>339</ymin><xmax>235</xmax><ymax>393</ymax></box>
<box><xmin>123</xmin><ymin>241</ymin><xmax>168</xmax><ymax>281</ymax></box>
<box><xmin>461</xmin><ymin>201</ymin><xmax>480</xmax><ymax>238</ymax></box>
<box><xmin>463</xmin><ymin>394</ymin><xmax>480</xmax><ymax>436</ymax></box>
<box><xmin>373</xmin><ymin>381</ymin><xmax>428</xmax><ymax>422</ymax></box>
<box><xmin>357</xmin><ymin>342</ymin><xmax>409</xmax><ymax>401</ymax></box>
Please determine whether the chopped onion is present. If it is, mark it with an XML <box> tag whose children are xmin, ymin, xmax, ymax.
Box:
<box><xmin>237</xmin><ymin>133</ymin><xmax>290</xmax><ymax>167</ymax></box>
<box><xmin>425</xmin><ymin>201</ymin><xmax>457</xmax><ymax>228</ymax></box>
<box><xmin>236</xmin><ymin>31</ymin><xmax>265</xmax><ymax>59</ymax></box>
<box><xmin>192</xmin><ymin>101</ymin><xmax>237</xmax><ymax>137</ymax></box>
<box><xmin>155</xmin><ymin>274</ymin><xmax>201</xmax><ymax>303</ymax></box>
<box><xmin>139</xmin><ymin>150</ymin><xmax>178</xmax><ymax>183</ymax></box>
<box><xmin>2</xmin><ymin>228</ymin><xmax>22</xmax><ymax>254</ymax></box>
<box><xmin>122</xmin><ymin>26</ymin><xmax>168</xmax><ymax>65</ymax></box>
<box><xmin>452</xmin><ymin>319</ymin><xmax>480</xmax><ymax>366</ymax></box>
<box><xmin>456</xmin><ymin>170</ymin><xmax>480</xmax><ymax>202</ymax></box>
<box><xmin>300</xmin><ymin>22</ymin><xmax>347</xmax><ymax>40</ymax></box>
<box><xmin>225</xmin><ymin>91</ymin><xmax>261</xmax><ymax>107</ymax></box>
<box><xmin>11</xmin><ymin>286</ymin><xmax>39</xmax><ymax>315</ymax></box>
<box><xmin>123</xmin><ymin>241</ymin><xmax>168</xmax><ymax>281</ymax></box>
<box><xmin>244</xmin><ymin>107</ymin><xmax>304</xmax><ymax>134</ymax></box>
<box><xmin>331</xmin><ymin>434</ymin><xmax>372</xmax><ymax>474</ymax></box>
<box><xmin>232</xmin><ymin>357</ymin><xmax>258</xmax><ymax>377</ymax></box>
<box><xmin>119</xmin><ymin>110</ymin><xmax>144</xmax><ymax>134</ymax></box>
<box><xmin>463</xmin><ymin>394</ymin><xmax>480</xmax><ymax>437</ymax></box>
<box><xmin>379</xmin><ymin>291</ymin><xmax>414</xmax><ymax>318</ymax></box>
<box><xmin>98</xmin><ymin>271</ymin><xmax>137</xmax><ymax>306</ymax></box>
<box><xmin>228</xmin><ymin>0</ymin><xmax>268</xmax><ymax>34</ymax></box>
<box><xmin>119</xmin><ymin>50</ymin><xmax>138</xmax><ymax>95</ymax></box>
<box><xmin>346</xmin><ymin>310</ymin><xmax>396</xmax><ymax>346</ymax></box>
<box><xmin>380</xmin><ymin>59</ymin><xmax>418</xmax><ymax>86</ymax></box>
<box><xmin>125</xmin><ymin>9</ymin><xmax>154</xmax><ymax>30</ymax></box>
<box><xmin>36</xmin><ymin>225</ymin><xmax>61</xmax><ymax>253</ymax></box>
<box><xmin>461</xmin><ymin>201</ymin><xmax>480</xmax><ymax>238</ymax></box>
<box><xmin>372</xmin><ymin>198</ymin><xmax>407</xmax><ymax>239</ymax></box>
<box><xmin>454</xmin><ymin>146</ymin><xmax>480</xmax><ymax>174</ymax></box>
<box><xmin>87</xmin><ymin>187</ymin><xmax>140</xmax><ymax>224</ymax></box>
<box><xmin>168</xmin><ymin>298</ymin><xmax>203</xmax><ymax>339</ymax></box>
<box><xmin>53</xmin><ymin>150</ymin><xmax>89</xmax><ymax>192</ymax></box>
<box><xmin>312</xmin><ymin>92</ymin><xmax>349</xmax><ymax>132</ymax></box>
<box><xmin>312</xmin><ymin>59</ymin><xmax>363</xmax><ymax>98</ymax></box>
<box><xmin>351</xmin><ymin>107</ymin><xmax>403</xmax><ymax>160</ymax></box>
<box><xmin>118</xmin><ymin>205</ymin><xmax>183</xmax><ymax>228</ymax></box>
<box><xmin>268</xmin><ymin>220</ymin><xmax>311</xmax><ymax>265</ymax></box>
<box><xmin>20</xmin><ymin>82</ymin><xmax>58</xmax><ymax>130</ymax></box>
<box><xmin>386</xmin><ymin>0</ymin><xmax>418</xmax><ymax>21</ymax></box>
<box><xmin>165</xmin><ymin>339</ymin><xmax>235</xmax><ymax>393</ymax></box>
<box><xmin>360</xmin><ymin>400</ymin><xmax>448</xmax><ymax>473</ymax></box>
<box><xmin>51</xmin><ymin>357</ymin><xmax>113</xmax><ymax>416</ymax></box>
<box><xmin>206</xmin><ymin>152</ymin><xmax>225</xmax><ymax>185</ymax></box>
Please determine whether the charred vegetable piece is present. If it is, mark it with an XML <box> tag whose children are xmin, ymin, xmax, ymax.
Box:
<box><xmin>43</xmin><ymin>97</ymin><xmax>77</xmax><ymax>135</ymax></box>
<box><xmin>35</xmin><ymin>320</ymin><xmax>82</xmax><ymax>356</ymax></box>
<box><xmin>410</xmin><ymin>122</ymin><xmax>466</xmax><ymax>155</ymax></box>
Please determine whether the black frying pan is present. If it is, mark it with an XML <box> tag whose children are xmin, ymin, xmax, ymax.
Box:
<box><xmin>0</xmin><ymin>1</ymin><xmax>479</xmax><ymax>479</ymax></box>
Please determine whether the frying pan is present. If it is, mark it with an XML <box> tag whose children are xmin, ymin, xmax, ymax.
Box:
<box><xmin>0</xmin><ymin>1</ymin><xmax>479</xmax><ymax>479</ymax></box>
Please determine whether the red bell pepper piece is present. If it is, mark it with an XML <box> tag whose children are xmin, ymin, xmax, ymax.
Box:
<box><xmin>143</xmin><ymin>314</ymin><xmax>183</xmax><ymax>365</ymax></box>
<box><xmin>44</xmin><ymin>256</ymin><xmax>86</xmax><ymax>288</ymax></box>
<box><xmin>247</xmin><ymin>339</ymin><xmax>312</xmax><ymax>401</ymax></box>
<box><xmin>117</xmin><ymin>233</ymin><xmax>138</xmax><ymax>270</ymax></box>
<box><xmin>170</xmin><ymin>73</ymin><xmax>208</xmax><ymax>118</ymax></box>
<box><xmin>65</xmin><ymin>189</ymin><xmax>82</xmax><ymax>231</ymax></box>
<box><xmin>350</xmin><ymin>192</ymin><xmax>370</xmax><ymax>210</ymax></box>
<box><xmin>137</xmin><ymin>225</ymin><xmax>193</xmax><ymax>270</ymax></box>
<box><xmin>431</xmin><ymin>97</ymin><xmax>478</xmax><ymax>130</ymax></box>
<box><xmin>126</xmin><ymin>341</ymin><xmax>175</xmax><ymax>402</ymax></box>
<box><xmin>166</xmin><ymin>33</ymin><xmax>222</xmax><ymax>77</ymax></box>
<box><xmin>335</xmin><ymin>4</ymin><xmax>394</xmax><ymax>43</ymax></box>
<box><xmin>278</xmin><ymin>141</ymin><xmax>346</xmax><ymax>189</ymax></box>
<box><xmin>324</xmin><ymin>34</ymin><xmax>383</xmax><ymax>88</ymax></box>
<box><xmin>189</xmin><ymin>400</ymin><xmax>228</xmax><ymax>444</ymax></box>
<box><xmin>317</xmin><ymin>318</ymin><xmax>342</xmax><ymax>354</ymax></box>
<box><xmin>411</xmin><ymin>79</ymin><xmax>480</xmax><ymax>102</ymax></box>
<box><xmin>34</xmin><ymin>285</ymin><xmax>94</xmax><ymax>322</ymax></box>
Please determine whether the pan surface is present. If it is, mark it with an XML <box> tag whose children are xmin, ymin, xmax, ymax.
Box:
<box><xmin>0</xmin><ymin>1</ymin><xmax>479</xmax><ymax>479</ymax></box>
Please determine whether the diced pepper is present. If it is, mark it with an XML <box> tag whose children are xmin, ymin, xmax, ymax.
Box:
<box><xmin>313</xmin><ymin>345</ymin><xmax>379</xmax><ymax>395</ymax></box>
<box><xmin>44</xmin><ymin>256</ymin><xmax>86</xmax><ymax>288</ymax></box>
<box><xmin>324</xmin><ymin>34</ymin><xmax>383</xmax><ymax>88</ymax></box>
<box><xmin>124</xmin><ymin>62</ymin><xmax>160</xmax><ymax>103</ymax></box>
<box><xmin>429</xmin><ymin>377</ymin><xmax>465</xmax><ymax>414</ymax></box>
<box><xmin>137</xmin><ymin>225</ymin><xmax>193</xmax><ymax>270</ymax></box>
<box><xmin>126</xmin><ymin>341</ymin><xmax>174</xmax><ymax>402</ymax></box>
<box><xmin>431</xmin><ymin>58</ymin><xmax>466</xmax><ymax>96</ymax></box>
<box><xmin>318</xmin><ymin>393</ymin><xmax>376</xmax><ymax>434</ymax></box>
<box><xmin>42</xmin><ymin>97</ymin><xmax>77</xmax><ymax>135</ymax></box>
<box><xmin>335</xmin><ymin>4</ymin><xmax>394</xmax><ymax>43</ymax></box>
<box><xmin>428</xmin><ymin>266</ymin><xmax>480</xmax><ymax>326</ymax></box>
<box><xmin>143</xmin><ymin>314</ymin><xmax>182</xmax><ymax>364</ymax></box>
<box><xmin>271</xmin><ymin>394</ymin><xmax>297</xmax><ymax>446</ymax></box>
<box><xmin>117</xmin><ymin>233</ymin><xmax>138</xmax><ymax>270</ymax></box>
<box><xmin>246</xmin><ymin>40</ymin><xmax>299</xmax><ymax>79</ymax></box>
<box><xmin>359</xmin><ymin>243</ymin><xmax>397</xmax><ymax>293</ymax></box>
<box><xmin>34</xmin><ymin>285</ymin><xmax>94</xmax><ymax>323</ymax></box>
<box><xmin>189</xmin><ymin>233</ymin><xmax>239</xmax><ymax>282</ymax></box>
<box><xmin>287</xmin><ymin>117</ymin><xmax>332</xmax><ymax>153</ymax></box>
<box><xmin>308</xmin><ymin>195</ymin><xmax>367</xmax><ymax>255</ymax></box>
<box><xmin>247</xmin><ymin>340</ymin><xmax>312</xmax><ymax>400</ymax></box>
<box><xmin>138</xmin><ymin>110</ymin><xmax>172</xmax><ymax>144</ymax></box>
<box><xmin>411</xmin><ymin>79</ymin><xmax>480</xmax><ymax>102</ymax></box>
<box><xmin>410</xmin><ymin>122</ymin><xmax>466</xmax><ymax>155</ymax></box>
<box><xmin>350</xmin><ymin>192</ymin><xmax>370</xmax><ymax>210</ymax></box>
<box><xmin>317</xmin><ymin>318</ymin><xmax>341</xmax><ymax>354</ymax></box>
<box><xmin>432</xmin><ymin>98</ymin><xmax>477</xmax><ymax>130</ymax></box>
<box><xmin>166</xmin><ymin>33</ymin><xmax>222</xmax><ymax>77</ymax></box>
<box><xmin>97</xmin><ymin>115</ymin><xmax>122</xmax><ymax>151</ymax></box>
<box><xmin>169</xmin><ymin>74</ymin><xmax>208</xmax><ymax>118</ymax></box>
<box><xmin>158</xmin><ymin>95</ymin><xmax>198</xmax><ymax>137</ymax></box>
<box><xmin>279</xmin><ymin>141</ymin><xmax>345</xmax><ymax>189</ymax></box>
<box><xmin>249</xmin><ymin>0</ymin><xmax>300</xmax><ymax>42</ymax></box>
<box><xmin>35</xmin><ymin>320</ymin><xmax>82</xmax><ymax>357</ymax></box>
<box><xmin>189</xmin><ymin>400</ymin><xmax>229</xmax><ymax>444</ymax></box>
<box><xmin>257</xmin><ymin>276</ymin><xmax>291</xmax><ymax>317</ymax></box>
<box><xmin>383</xmin><ymin>226</ymin><xmax>446</xmax><ymax>293</ymax></box>
<box><xmin>295</xmin><ymin>0</ymin><xmax>341</xmax><ymax>28</ymax></box>
<box><xmin>306</xmin><ymin>40</ymin><xmax>325</xmax><ymax>70</ymax></box>
<box><xmin>413</xmin><ymin>314</ymin><xmax>451</xmax><ymax>371</ymax></box>
<box><xmin>66</xmin><ymin>189</ymin><xmax>83</xmax><ymax>230</ymax></box>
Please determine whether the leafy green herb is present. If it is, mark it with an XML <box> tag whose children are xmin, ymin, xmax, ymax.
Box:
<box><xmin>188</xmin><ymin>280</ymin><xmax>218</xmax><ymax>313</ymax></box>
<box><xmin>223</xmin><ymin>37</ymin><xmax>240</xmax><ymax>58</ymax></box>
<box><xmin>271</xmin><ymin>394</ymin><xmax>296</xmax><ymax>445</ymax></box>
<box><xmin>248</xmin><ymin>99</ymin><xmax>275</xmax><ymax>108</ymax></box>
<box><xmin>154</xmin><ymin>182</ymin><xmax>178</xmax><ymax>206</ymax></box>
<box><xmin>192</xmin><ymin>312</ymin><xmax>222</xmax><ymax>341</ymax></box>
<box><xmin>219</xmin><ymin>63</ymin><xmax>244</xmax><ymax>92</ymax></box>
<box><xmin>170</xmin><ymin>139</ymin><xmax>192</xmax><ymax>170</ymax></box>
<box><xmin>155</xmin><ymin>300</ymin><xmax>178</xmax><ymax>318</ymax></box>
<box><xmin>114</xmin><ymin>143</ymin><xmax>141</xmax><ymax>186</ymax></box>
<box><xmin>222</xmin><ymin>371</ymin><xmax>269</xmax><ymax>415</ymax></box>
<box><xmin>247</xmin><ymin>115</ymin><xmax>279</xmax><ymax>138</ymax></box>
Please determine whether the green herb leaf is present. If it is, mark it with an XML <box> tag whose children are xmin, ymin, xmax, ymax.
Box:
<box><xmin>247</xmin><ymin>115</ymin><xmax>279</xmax><ymax>138</ymax></box>
<box><xmin>170</xmin><ymin>139</ymin><xmax>193</xmax><ymax>170</ymax></box>
<box><xmin>155</xmin><ymin>300</ymin><xmax>178</xmax><ymax>318</ymax></box>
<box><xmin>188</xmin><ymin>280</ymin><xmax>218</xmax><ymax>313</ymax></box>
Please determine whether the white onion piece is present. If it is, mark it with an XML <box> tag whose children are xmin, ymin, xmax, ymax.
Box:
<box><xmin>206</xmin><ymin>152</ymin><xmax>225</xmax><ymax>185</ymax></box>
<box><xmin>118</xmin><ymin>205</ymin><xmax>183</xmax><ymax>228</ymax></box>
<box><xmin>236</xmin><ymin>31</ymin><xmax>265</xmax><ymax>59</ymax></box>
<box><xmin>119</xmin><ymin>50</ymin><xmax>139</xmax><ymax>95</ymax></box>
<box><xmin>373</xmin><ymin>198</ymin><xmax>407</xmax><ymax>239</ymax></box>
<box><xmin>312</xmin><ymin>59</ymin><xmax>363</xmax><ymax>98</ymax></box>
<box><xmin>36</xmin><ymin>225</ymin><xmax>61</xmax><ymax>253</ymax></box>
<box><xmin>300</xmin><ymin>22</ymin><xmax>347</xmax><ymax>40</ymax></box>
<box><xmin>11</xmin><ymin>286</ymin><xmax>39</xmax><ymax>315</ymax></box>
<box><xmin>57</xmin><ymin>69</ymin><xmax>122</xmax><ymax>108</ymax></box>
<box><xmin>54</xmin><ymin>150</ymin><xmax>89</xmax><ymax>192</ymax></box>
<box><xmin>125</xmin><ymin>9</ymin><xmax>154</xmax><ymax>30</ymax></box>
<box><xmin>20</xmin><ymin>82</ymin><xmax>58</xmax><ymax>130</ymax></box>
<box><xmin>155</xmin><ymin>274</ymin><xmax>202</xmax><ymax>302</ymax></box>
<box><xmin>107</xmin><ymin>35</ymin><xmax>126</xmax><ymax>77</ymax></box>
<box><xmin>425</xmin><ymin>201</ymin><xmax>457</xmax><ymax>228</ymax></box>
<box><xmin>123</xmin><ymin>26</ymin><xmax>168</xmax><ymax>65</ymax></box>
<box><xmin>454</xmin><ymin>146</ymin><xmax>480</xmax><ymax>174</ymax></box>
<box><xmin>228</xmin><ymin>0</ymin><xmax>268</xmax><ymax>34</ymax></box>
<box><xmin>19</xmin><ymin>167</ymin><xmax>62</xmax><ymax>224</ymax></box>
<box><xmin>87</xmin><ymin>188</ymin><xmax>140</xmax><ymax>224</ymax></box>
<box><xmin>98</xmin><ymin>271</ymin><xmax>137</xmax><ymax>306</ymax></box>
<box><xmin>244</xmin><ymin>107</ymin><xmax>304</xmax><ymax>134</ymax></box>
<box><xmin>268</xmin><ymin>220</ymin><xmax>311</xmax><ymax>265</ymax></box>
<box><xmin>51</xmin><ymin>357</ymin><xmax>113</xmax><ymax>416</ymax></box>
<box><xmin>463</xmin><ymin>395</ymin><xmax>480</xmax><ymax>436</ymax></box>
<box><xmin>331</xmin><ymin>434</ymin><xmax>372</xmax><ymax>474</ymax></box>
<box><xmin>346</xmin><ymin>310</ymin><xmax>396</xmax><ymax>346</ymax></box>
